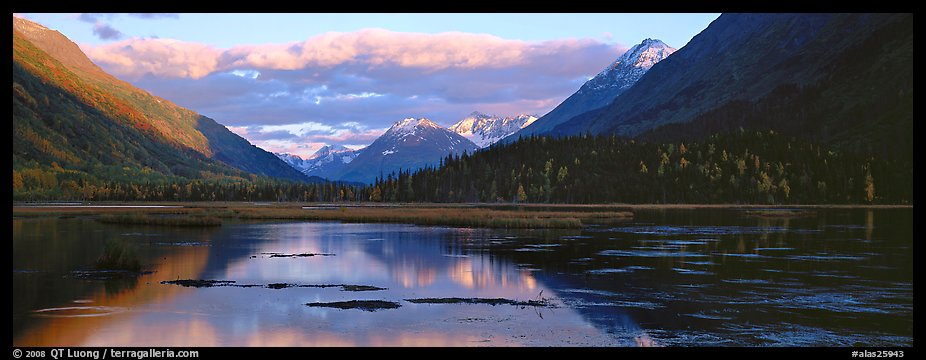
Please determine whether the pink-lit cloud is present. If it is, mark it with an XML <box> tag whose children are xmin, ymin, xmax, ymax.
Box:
<box><xmin>85</xmin><ymin>39</ymin><xmax>220</xmax><ymax>78</ymax></box>
<box><xmin>84</xmin><ymin>29</ymin><xmax>628</xmax><ymax>152</ymax></box>
<box><xmin>86</xmin><ymin>29</ymin><xmax>622</xmax><ymax>80</ymax></box>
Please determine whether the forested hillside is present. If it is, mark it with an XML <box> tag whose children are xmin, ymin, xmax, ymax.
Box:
<box><xmin>368</xmin><ymin>130</ymin><xmax>910</xmax><ymax>204</ymax></box>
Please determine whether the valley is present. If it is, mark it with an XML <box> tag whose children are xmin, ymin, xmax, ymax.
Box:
<box><xmin>11</xmin><ymin>12</ymin><xmax>912</xmax><ymax>350</ymax></box>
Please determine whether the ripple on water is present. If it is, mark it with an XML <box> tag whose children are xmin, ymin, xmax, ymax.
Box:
<box><xmin>684</xmin><ymin>312</ymin><xmax>735</xmax><ymax>320</ymax></box>
<box><xmin>598</xmin><ymin>249</ymin><xmax>708</xmax><ymax>258</ymax></box>
<box><xmin>586</xmin><ymin>266</ymin><xmax>654</xmax><ymax>275</ymax></box>
<box><xmin>786</xmin><ymin>254</ymin><xmax>868</xmax><ymax>261</ymax></box>
<box><xmin>560</xmin><ymin>235</ymin><xmax>593</xmax><ymax>240</ymax></box>
<box><xmin>606</xmin><ymin>225</ymin><xmax>820</xmax><ymax>236</ymax></box>
<box><xmin>722</xmin><ymin>279</ymin><xmax>771</xmax><ymax>285</ymax></box>
<box><xmin>33</xmin><ymin>306</ymin><xmax>128</xmax><ymax>318</ymax></box>
<box><xmin>672</xmin><ymin>268</ymin><xmax>714</xmax><ymax>275</ymax></box>
<box><xmin>557</xmin><ymin>288</ymin><xmax>619</xmax><ymax>297</ymax></box>
<box><xmin>665</xmin><ymin>240</ymin><xmax>718</xmax><ymax>246</ymax></box>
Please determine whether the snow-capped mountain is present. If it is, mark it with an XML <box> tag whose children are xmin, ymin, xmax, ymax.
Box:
<box><xmin>275</xmin><ymin>152</ymin><xmax>308</xmax><ymax>170</ymax></box>
<box><xmin>448</xmin><ymin>112</ymin><xmax>538</xmax><ymax>147</ymax></box>
<box><xmin>275</xmin><ymin>145</ymin><xmax>360</xmax><ymax>180</ymax></box>
<box><xmin>509</xmin><ymin>38</ymin><xmax>676</xmax><ymax>139</ymax></box>
<box><xmin>336</xmin><ymin>118</ymin><xmax>479</xmax><ymax>184</ymax></box>
<box><xmin>582</xmin><ymin>38</ymin><xmax>676</xmax><ymax>95</ymax></box>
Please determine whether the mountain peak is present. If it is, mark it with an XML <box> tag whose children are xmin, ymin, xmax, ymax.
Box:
<box><xmin>449</xmin><ymin>112</ymin><xmax>539</xmax><ymax>148</ymax></box>
<box><xmin>640</xmin><ymin>38</ymin><xmax>666</xmax><ymax>46</ymax></box>
<box><xmin>336</xmin><ymin>117</ymin><xmax>479</xmax><ymax>184</ymax></box>
<box><xmin>506</xmin><ymin>38</ymin><xmax>676</xmax><ymax>140</ymax></box>
<box><xmin>610</xmin><ymin>38</ymin><xmax>676</xmax><ymax>73</ymax></box>
<box><xmin>312</xmin><ymin>144</ymin><xmax>350</xmax><ymax>157</ymax></box>
<box><xmin>389</xmin><ymin>117</ymin><xmax>441</xmax><ymax>134</ymax></box>
<box><xmin>581</xmin><ymin>38</ymin><xmax>676</xmax><ymax>94</ymax></box>
<box><xmin>13</xmin><ymin>16</ymin><xmax>108</xmax><ymax>78</ymax></box>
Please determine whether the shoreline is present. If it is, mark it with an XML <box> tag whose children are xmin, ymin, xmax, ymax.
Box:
<box><xmin>12</xmin><ymin>202</ymin><xmax>910</xmax><ymax>229</ymax></box>
<box><xmin>12</xmin><ymin>201</ymin><xmax>913</xmax><ymax>211</ymax></box>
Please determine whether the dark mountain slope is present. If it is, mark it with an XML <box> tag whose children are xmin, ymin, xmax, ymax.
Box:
<box><xmin>554</xmin><ymin>13</ymin><xmax>911</xmax><ymax>159</ymax></box>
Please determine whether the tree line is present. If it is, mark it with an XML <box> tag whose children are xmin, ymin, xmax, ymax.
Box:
<box><xmin>14</xmin><ymin>129</ymin><xmax>911</xmax><ymax>204</ymax></box>
<box><xmin>366</xmin><ymin>129</ymin><xmax>910</xmax><ymax>204</ymax></box>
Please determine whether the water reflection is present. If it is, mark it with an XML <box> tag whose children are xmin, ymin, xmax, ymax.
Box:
<box><xmin>14</xmin><ymin>220</ymin><xmax>619</xmax><ymax>346</ymax></box>
<box><xmin>13</xmin><ymin>208</ymin><xmax>912</xmax><ymax>347</ymax></box>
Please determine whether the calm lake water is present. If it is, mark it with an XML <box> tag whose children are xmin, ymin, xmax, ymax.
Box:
<box><xmin>12</xmin><ymin>208</ymin><xmax>912</xmax><ymax>346</ymax></box>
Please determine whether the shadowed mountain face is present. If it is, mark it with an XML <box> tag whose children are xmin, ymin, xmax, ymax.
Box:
<box><xmin>552</xmin><ymin>13</ymin><xmax>911</xmax><ymax>158</ymax></box>
<box><xmin>12</xmin><ymin>17</ymin><xmax>307</xmax><ymax>183</ymax></box>
<box><xmin>336</xmin><ymin>118</ymin><xmax>479</xmax><ymax>184</ymax></box>
<box><xmin>509</xmin><ymin>38</ymin><xmax>676</xmax><ymax>140</ymax></box>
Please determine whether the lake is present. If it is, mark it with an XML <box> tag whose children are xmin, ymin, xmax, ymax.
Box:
<box><xmin>12</xmin><ymin>208</ymin><xmax>912</xmax><ymax>346</ymax></box>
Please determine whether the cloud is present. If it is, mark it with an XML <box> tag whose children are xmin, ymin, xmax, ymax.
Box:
<box><xmin>129</xmin><ymin>13</ymin><xmax>180</xmax><ymax>19</ymax></box>
<box><xmin>85</xmin><ymin>39</ymin><xmax>220</xmax><ymax>78</ymax></box>
<box><xmin>227</xmin><ymin>122</ymin><xmax>384</xmax><ymax>158</ymax></box>
<box><xmin>259</xmin><ymin>122</ymin><xmax>333</xmax><ymax>137</ymax></box>
<box><xmin>77</xmin><ymin>13</ymin><xmax>111</xmax><ymax>23</ymax></box>
<box><xmin>92</xmin><ymin>22</ymin><xmax>124</xmax><ymax>40</ymax></box>
<box><xmin>88</xmin><ymin>29</ymin><xmax>627</xmax><ymax>154</ymax></box>
<box><xmin>87</xmin><ymin>29</ymin><xmax>622</xmax><ymax>80</ymax></box>
<box><xmin>76</xmin><ymin>13</ymin><xmax>177</xmax><ymax>41</ymax></box>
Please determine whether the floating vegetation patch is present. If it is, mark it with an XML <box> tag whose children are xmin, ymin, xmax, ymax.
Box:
<box><xmin>262</xmin><ymin>252</ymin><xmax>336</xmax><ymax>258</ymax></box>
<box><xmin>306</xmin><ymin>300</ymin><xmax>401</xmax><ymax>312</ymax></box>
<box><xmin>161</xmin><ymin>279</ymin><xmax>237</xmax><ymax>288</ymax></box>
<box><xmin>161</xmin><ymin>279</ymin><xmax>384</xmax><ymax>291</ymax></box>
<box><xmin>404</xmin><ymin>297</ymin><xmax>553</xmax><ymax>308</ymax></box>
<box><xmin>69</xmin><ymin>270</ymin><xmax>153</xmax><ymax>281</ymax></box>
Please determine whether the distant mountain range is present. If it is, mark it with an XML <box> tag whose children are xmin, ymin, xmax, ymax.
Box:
<box><xmin>448</xmin><ymin>112</ymin><xmax>537</xmax><ymax>148</ymax></box>
<box><xmin>12</xmin><ymin>16</ymin><xmax>308</xmax><ymax>190</ymax></box>
<box><xmin>279</xmin><ymin>112</ymin><xmax>535</xmax><ymax>183</ymax></box>
<box><xmin>509</xmin><ymin>38</ymin><xmax>676</xmax><ymax>141</ymax></box>
<box><xmin>15</xmin><ymin>13</ymin><xmax>910</xmax><ymax>199</ymax></box>
<box><xmin>335</xmin><ymin>118</ymin><xmax>479</xmax><ymax>184</ymax></box>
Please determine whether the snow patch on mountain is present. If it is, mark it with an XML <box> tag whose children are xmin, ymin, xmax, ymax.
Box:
<box><xmin>582</xmin><ymin>38</ymin><xmax>676</xmax><ymax>94</ymax></box>
<box><xmin>449</xmin><ymin>111</ymin><xmax>538</xmax><ymax>147</ymax></box>
<box><xmin>275</xmin><ymin>144</ymin><xmax>361</xmax><ymax>179</ymax></box>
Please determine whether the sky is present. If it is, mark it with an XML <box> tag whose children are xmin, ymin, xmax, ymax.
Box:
<box><xmin>16</xmin><ymin>13</ymin><xmax>720</xmax><ymax>158</ymax></box>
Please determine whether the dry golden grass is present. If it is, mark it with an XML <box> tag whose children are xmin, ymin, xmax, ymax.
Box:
<box><xmin>98</xmin><ymin>213</ymin><xmax>222</xmax><ymax>227</ymax></box>
<box><xmin>233</xmin><ymin>206</ymin><xmax>631</xmax><ymax>229</ymax></box>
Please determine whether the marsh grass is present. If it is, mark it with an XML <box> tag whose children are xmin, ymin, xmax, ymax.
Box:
<box><xmin>233</xmin><ymin>207</ymin><xmax>632</xmax><ymax>229</ymax></box>
<box><xmin>98</xmin><ymin>213</ymin><xmax>222</xmax><ymax>227</ymax></box>
<box><xmin>95</xmin><ymin>240</ymin><xmax>141</xmax><ymax>272</ymax></box>
<box><xmin>19</xmin><ymin>202</ymin><xmax>634</xmax><ymax>229</ymax></box>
